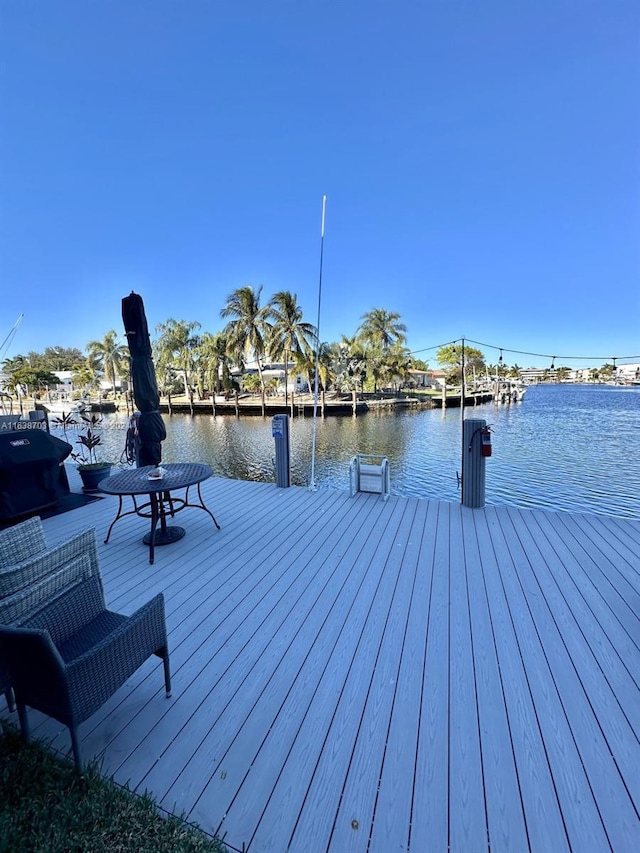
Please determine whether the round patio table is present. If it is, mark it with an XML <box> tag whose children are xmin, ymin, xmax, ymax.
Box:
<box><xmin>99</xmin><ymin>463</ymin><xmax>220</xmax><ymax>564</ymax></box>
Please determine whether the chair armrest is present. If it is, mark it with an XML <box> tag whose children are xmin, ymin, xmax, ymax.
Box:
<box><xmin>24</xmin><ymin>576</ymin><xmax>106</xmax><ymax>646</ymax></box>
<box><xmin>0</xmin><ymin>517</ymin><xmax>46</xmax><ymax>567</ymax></box>
<box><xmin>66</xmin><ymin>594</ymin><xmax>168</xmax><ymax>723</ymax></box>
<box><xmin>0</xmin><ymin>528</ymin><xmax>100</xmax><ymax>597</ymax></box>
<box><xmin>0</xmin><ymin>625</ymin><xmax>70</xmax><ymax>720</ymax></box>
<box><xmin>0</xmin><ymin>552</ymin><xmax>94</xmax><ymax>625</ymax></box>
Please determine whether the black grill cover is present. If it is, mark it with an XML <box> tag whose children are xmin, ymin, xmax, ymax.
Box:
<box><xmin>0</xmin><ymin>430</ymin><xmax>72</xmax><ymax>521</ymax></box>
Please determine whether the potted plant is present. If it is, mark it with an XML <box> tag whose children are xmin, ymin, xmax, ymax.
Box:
<box><xmin>71</xmin><ymin>414</ymin><xmax>113</xmax><ymax>491</ymax></box>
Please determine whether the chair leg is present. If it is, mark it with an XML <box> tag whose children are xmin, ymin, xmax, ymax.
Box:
<box><xmin>69</xmin><ymin>724</ymin><xmax>82</xmax><ymax>773</ymax></box>
<box><xmin>4</xmin><ymin>688</ymin><xmax>15</xmax><ymax>713</ymax></box>
<box><xmin>162</xmin><ymin>651</ymin><xmax>172</xmax><ymax>698</ymax></box>
<box><xmin>17</xmin><ymin>703</ymin><xmax>30</xmax><ymax>743</ymax></box>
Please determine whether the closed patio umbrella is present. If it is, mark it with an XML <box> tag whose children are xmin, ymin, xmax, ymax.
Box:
<box><xmin>122</xmin><ymin>292</ymin><xmax>166</xmax><ymax>466</ymax></box>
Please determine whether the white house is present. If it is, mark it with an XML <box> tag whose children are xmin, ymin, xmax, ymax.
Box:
<box><xmin>617</xmin><ymin>363</ymin><xmax>640</xmax><ymax>383</ymax></box>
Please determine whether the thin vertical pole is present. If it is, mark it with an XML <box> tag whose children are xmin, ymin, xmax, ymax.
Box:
<box><xmin>310</xmin><ymin>195</ymin><xmax>326</xmax><ymax>491</ymax></box>
<box><xmin>460</xmin><ymin>337</ymin><xmax>465</xmax><ymax>503</ymax></box>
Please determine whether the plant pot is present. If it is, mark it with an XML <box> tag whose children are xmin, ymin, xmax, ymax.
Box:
<box><xmin>78</xmin><ymin>464</ymin><xmax>112</xmax><ymax>492</ymax></box>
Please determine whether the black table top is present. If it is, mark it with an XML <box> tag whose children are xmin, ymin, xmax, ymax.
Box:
<box><xmin>98</xmin><ymin>463</ymin><xmax>213</xmax><ymax>496</ymax></box>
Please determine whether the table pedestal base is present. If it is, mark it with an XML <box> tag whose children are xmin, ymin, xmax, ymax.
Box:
<box><xmin>100</xmin><ymin>464</ymin><xmax>220</xmax><ymax>565</ymax></box>
<box><xmin>144</xmin><ymin>526</ymin><xmax>185</xmax><ymax>546</ymax></box>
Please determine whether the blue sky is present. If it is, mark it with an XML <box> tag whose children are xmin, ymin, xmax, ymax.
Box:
<box><xmin>1</xmin><ymin>0</ymin><xmax>638</xmax><ymax>369</ymax></box>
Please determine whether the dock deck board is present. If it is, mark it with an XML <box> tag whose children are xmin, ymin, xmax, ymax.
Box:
<box><xmin>3</xmin><ymin>470</ymin><xmax>639</xmax><ymax>852</ymax></box>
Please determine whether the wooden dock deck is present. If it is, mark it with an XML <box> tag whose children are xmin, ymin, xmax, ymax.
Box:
<box><xmin>3</xmin><ymin>473</ymin><xmax>639</xmax><ymax>852</ymax></box>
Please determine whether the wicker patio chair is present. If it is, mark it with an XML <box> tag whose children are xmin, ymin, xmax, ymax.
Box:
<box><xmin>0</xmin><ymin>517</ymin><xmax>99</xmax><ymax>710</ymax></box>
<box><xmin>0</xmin><ymin>575</ymin><xmax>171</xmax><ymax>770</ymax></box>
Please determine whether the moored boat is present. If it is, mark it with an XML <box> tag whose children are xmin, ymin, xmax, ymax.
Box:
<box><xmin>38</xmin><ymin>399</ymin><xmax>89</xmax><ymax>415</ymax></box>
<box><xmin>495</xmin><ymin>380</ymin><xmax>527</xmax><ymax>403</ymax></box>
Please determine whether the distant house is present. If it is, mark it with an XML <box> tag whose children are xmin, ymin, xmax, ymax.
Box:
<box><xmin>53</xmin><ymin>370</ymin><xmax>74</xmax><ymax>389</ymax></box>
<box><xmin>406</xmin><ymin>369</ymin><xmax>432</xmax><ymax>388</ymax></box>
<box><xmin>240</xmin><ymin>361</ymin><xmax>307</xmax><ymax>393</ymax></box>
<box><xmin>98</xmin><ymin>378</ymin><xmax>128</xmax><ymax>392</ymax></box>
<box><xmin>52</xmin><ymin>370</ymin><xmax>128</xmax><ymax>393</ymax></box>
<box><xmin>428</xmin><ymin>369</ymin><xmax>448</xmax><ymax>389</ymax></box>
<box><xmin>518</xmin><ymin>367</ymin><xmax>547</xmax><ymax>383</ymax></box>
<box><xmin>573</xmin><ymin>368</ymin><xmax>596</xmax><ymax>383</ymax></box>
<box><xmin>618</xmin><ymin>363</ymin><xmax>640</xmax><ymax>383</ymax></box>
<box><xmin>402</xmin><ymin>369</ymin><xmax>445</xmax><ymax>389</ymax></box>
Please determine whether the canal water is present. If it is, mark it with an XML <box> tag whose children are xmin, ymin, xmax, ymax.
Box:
<box><xmin>55</xmin><ymin>384</ymin><xmax>640</xmax><ymax>520</ymax></box>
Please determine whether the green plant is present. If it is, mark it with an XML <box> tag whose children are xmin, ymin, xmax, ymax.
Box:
<box><xmin>50</xmin><ymin>410</ymin><xmax>78</xmax><ymax>438</ymax></box>
<box><xmin>72</xmin><ymin>413</ymin><xmax>110</xmax><ymax>469</ymax></box>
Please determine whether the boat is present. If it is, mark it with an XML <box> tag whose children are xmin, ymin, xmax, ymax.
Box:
<box><xmin>37</xmin><ymin>399</ymin><xmax>89</xmax><ymax>416</ymax></box>
<box><xmin>495</xmin><ymin>380</ymin><xmax>527</xmax><ymax>403</ymax></box>
<box><xmin>0</xmin><ymin>392</ymin><xmax>15</xmax><ymax>416</ymax></box>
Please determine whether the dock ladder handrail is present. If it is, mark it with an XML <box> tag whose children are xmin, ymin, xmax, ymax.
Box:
<box><xmin>349</xmin><ymin>454</ymin><xmax>390</xmax><ymax>501</ymax></box>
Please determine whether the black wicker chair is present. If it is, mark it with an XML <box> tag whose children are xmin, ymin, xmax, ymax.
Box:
<box><xmin>0</xmin><ymin>575</ymin><xmax>171</xmax><ymax>770</ymax></box>
<box><xmin>0</xmin><ymin>517</ymin><xmax>99</xmax><ymax>711</ymax></box>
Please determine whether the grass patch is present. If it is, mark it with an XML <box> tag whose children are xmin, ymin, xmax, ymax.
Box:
<box><xmin>0</xmin><ymin>726</ymin><xmax>228</xmax><ymax>852</ymax></box>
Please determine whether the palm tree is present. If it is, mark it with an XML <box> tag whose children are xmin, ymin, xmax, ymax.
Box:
<box><xmin>382</xmin><ymin>345</ymin><xmax>413</xmax><ymax>392</ymax></box>
<box><xmin>72</xmin><ymin>358</ymin><xmax>99</xmax><ymax>395</ymax></box>
<box><xmin>1</xmin><ymin>355</ymin><xmax>59</xmax><ymax>397</ymax></box>
<box><xmin>152</xmin><ymin>340</ymin><xmax>179</xmax><ymax>397</ymax></box>
<box><xmin>86</xmin><ymin>331</ymin><xmax>128</xmax><ymax>395</ymax></box>
<box><xmin>507</xmin><ymin>363</ymin><xmax>521</xmax><ymax>380</ymax></box>
<box><xmin>291</xmin><ymin>348</ymin><xmax>316</xmax><ymax>397</ymax></box>
<box><xmin>317</xmin><ymin>343</ymin><xmax>336</xmax><ymax>394</ymax></box>
<box><xmin>265</xmin><ymin>291</ymin><xmax>317</xmax><ymax>405</ymax></box>
<box><xmin>220</xmin><ymin>286</ymin><xmax>271</xmax><ymax>394</ymax></box>
<box><xmin>292</xmin><ymin>341</ymin><xmax>334</xmax><ymax>396</ymax></box>
<box><xmin>330</xmin><ymin>335</ymin><xmax>367</xmax><ymax>394</ymax></box>
<box><xmin>357</xmin><ymin>309</ymin><xmax>407</xmax><ymax>352</ymax></box>
<box><xmin>355</xmin><ymin>310</ymin><xmax>408</xmax><ymax>393</ymax></box>
<box><xmin>1</xmin><ymin>355</ymin><xmax>28</xmax><ymax>391</ymax></box>
<box><xmin>154</xmin><ymin>319</ymin><xmax>202</xmax><ymax>398</ymax></box>
<box><xmin>197</xmin><ymin>331</ymin><xmax>232</xmax><ymax>398</ymax></box>
<box><xmin>309</xmin><ymin>341</ymin><xmax>335</xmax><ymax>394</ymax></box>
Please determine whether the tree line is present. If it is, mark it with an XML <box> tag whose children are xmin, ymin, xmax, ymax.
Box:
<box><xmin>3</xmin><ymin>287</ymin><xmax>611</xmax><ymax>400</ymax></box>
<box><xmin>1</xmin><ymin>288</ymin><xmax>429</xmax><ymax>401</ymax></box>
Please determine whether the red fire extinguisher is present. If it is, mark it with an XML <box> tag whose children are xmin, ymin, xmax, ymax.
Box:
<box><xmin>481</xmin><ymin>426</ymin><xmax>492</xmax><ymax>457</ymax></box>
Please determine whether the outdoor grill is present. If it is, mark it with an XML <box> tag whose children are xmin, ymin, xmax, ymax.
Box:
<box><xmin>0</xmin><ymin>428</ymin><xmax>72</xmax><ymax>521</ymax></box>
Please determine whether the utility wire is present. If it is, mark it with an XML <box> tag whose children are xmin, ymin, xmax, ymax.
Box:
<box><xmin>464</xmin><ymin>337</ymin><xmax>640</xmax><ymax>363</ymax></box>
<box><xmin>409</xmin><ymin>336</ymin><xmax>640</xmax><ymax>364</ymax></box>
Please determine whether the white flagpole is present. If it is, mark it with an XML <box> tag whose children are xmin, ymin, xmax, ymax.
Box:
<box><xmin>309</xmin><ymin>195</ymin><xmax>326</xmax><ymax>491</ymax></box>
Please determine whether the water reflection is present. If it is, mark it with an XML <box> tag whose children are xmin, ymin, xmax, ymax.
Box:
<box><xmin>53</xmin><ymin>385</ymin><xmax>640</xmax><ymax>520</ymax></box>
